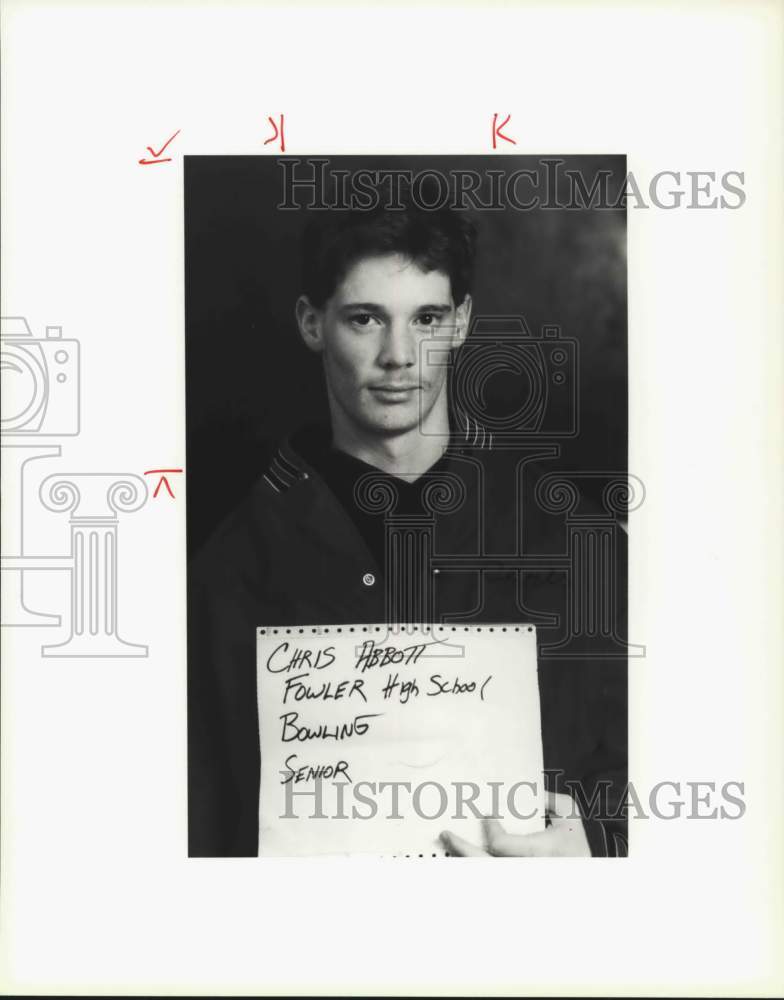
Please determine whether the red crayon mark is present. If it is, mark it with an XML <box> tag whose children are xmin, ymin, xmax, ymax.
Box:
<box><xmin>491</xmin><ymin>113</ymin><xmax>516</xmax><ymax>150</ymax></box>
<box><xmin>144</xmin><ymin>468</ymin><xmax>183</xmax><ymax>499</ymax></box>
<box><xmin>264</xmin><ymin>114</ymin><xmax>285</xmax><ymax>152</ymax></box>
<box><xmin>138</xmin><ymin>129</ymin><xmax>181</xmax><ymax>165</ymax></box>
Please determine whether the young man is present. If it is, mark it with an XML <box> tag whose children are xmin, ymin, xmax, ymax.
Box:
<box><xmin>187</xmin><ymin>198</ymin><xmax>628</xmax><ymax>858</ymax></box>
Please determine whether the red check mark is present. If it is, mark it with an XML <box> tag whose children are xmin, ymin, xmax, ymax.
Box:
<box><xmin>145</xmin><ymin>129</ymin><xmax>180</xmax><ymax>159</ymax></box>
<box><xmin>146</xmin><ymin>129</ymin><xmax>180</xmax><ymax>158</ymax></box>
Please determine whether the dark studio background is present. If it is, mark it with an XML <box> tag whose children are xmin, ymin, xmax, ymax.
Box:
<box><xmin>184</xmin><ymin>155</ymin><xmax>627</xmax><ymax>554</ymax></box>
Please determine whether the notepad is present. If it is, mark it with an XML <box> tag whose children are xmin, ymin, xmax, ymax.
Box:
<box><xmin>257</xmin><ymin>623</ymin><xmax>545</xmax><ymax>857</ymax></box>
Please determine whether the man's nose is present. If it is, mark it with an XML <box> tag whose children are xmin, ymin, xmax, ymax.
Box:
<box><xmin>377</xmin><ymin>321</ymin><xmax>416</xmax><ymax>368</ymax></box>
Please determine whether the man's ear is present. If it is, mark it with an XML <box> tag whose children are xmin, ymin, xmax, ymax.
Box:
<box><xmin>295</xmin><ymin>295</ymin><xmax>324</xmax><ymax>354</ymax></box>
<box><xmin>452</xmin><ymin>294</ymin><xmax>473</xmax><ymax>350</ymax></box>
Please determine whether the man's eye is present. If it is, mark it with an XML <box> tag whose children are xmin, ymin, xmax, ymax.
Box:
<box><xmin>350</xmin><ymin>313</ymin><xmax>377</xmax><ymax>327</ymax></box>
<box><xmin>416</xmin><ymin>313</ymin><xmax>438</xmax><ymax>326</ymax></box>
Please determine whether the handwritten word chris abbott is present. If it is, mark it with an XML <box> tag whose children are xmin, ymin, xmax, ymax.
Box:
<box><xmin>264</xmin><ymin>637</ymin><xmax>437</xmax><ymax>676</ymax></box>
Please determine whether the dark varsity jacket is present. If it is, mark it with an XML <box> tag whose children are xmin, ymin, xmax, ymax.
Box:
<box><xmin>187</xmin><ymin>416</ymin><xmax>628</xmax><ymax>857</ymax></box>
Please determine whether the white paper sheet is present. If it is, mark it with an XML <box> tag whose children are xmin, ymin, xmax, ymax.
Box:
<box><xmin>258</xmin><ymin>623</ymin><xmax>545</xmax><ymax>856</ymax></box>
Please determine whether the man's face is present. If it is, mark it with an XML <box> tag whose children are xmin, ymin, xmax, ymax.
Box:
<box><xmin>298</xmin><ymin>253</ymin><xmax>470</xmax><ymax>439</ymax></box>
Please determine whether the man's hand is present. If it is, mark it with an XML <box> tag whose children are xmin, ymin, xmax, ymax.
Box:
<box><xmin>440</xmin><ymin>790</ymin><xmax>591</xmax><ymax>857</ymax></box>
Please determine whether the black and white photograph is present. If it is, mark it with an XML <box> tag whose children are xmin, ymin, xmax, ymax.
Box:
<box><xmin>3</xmin><ymin>0</ymin><xmax>783</xmax><ymax>994</ymax></box>
<box><xmin>186</xmin><ymin>155</ymin><xmax>630</xmax><ymax>859</ymax></box>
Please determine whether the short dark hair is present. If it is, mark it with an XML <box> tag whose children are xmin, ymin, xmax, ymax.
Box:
<box><xmin>301</xmin><ymin>195</ymin><xmax>478</xmax><ymax>308</ymax></box>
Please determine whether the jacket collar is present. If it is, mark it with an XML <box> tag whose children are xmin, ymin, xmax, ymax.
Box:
<box><xmin>263</xmin><ymin>410</ymin><xmax>493</xmax><ymax>497</ymax></box>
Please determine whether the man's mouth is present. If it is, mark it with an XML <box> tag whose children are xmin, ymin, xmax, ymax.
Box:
<box><xmin>368</xmin><ymin>384</ymin><xmax>422</xmax><ymax>402</ymax></box>
<box><xmin>368</xmin><ymin>384</ymin><xmax>422</xmax><ymax>392</ymax></box>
